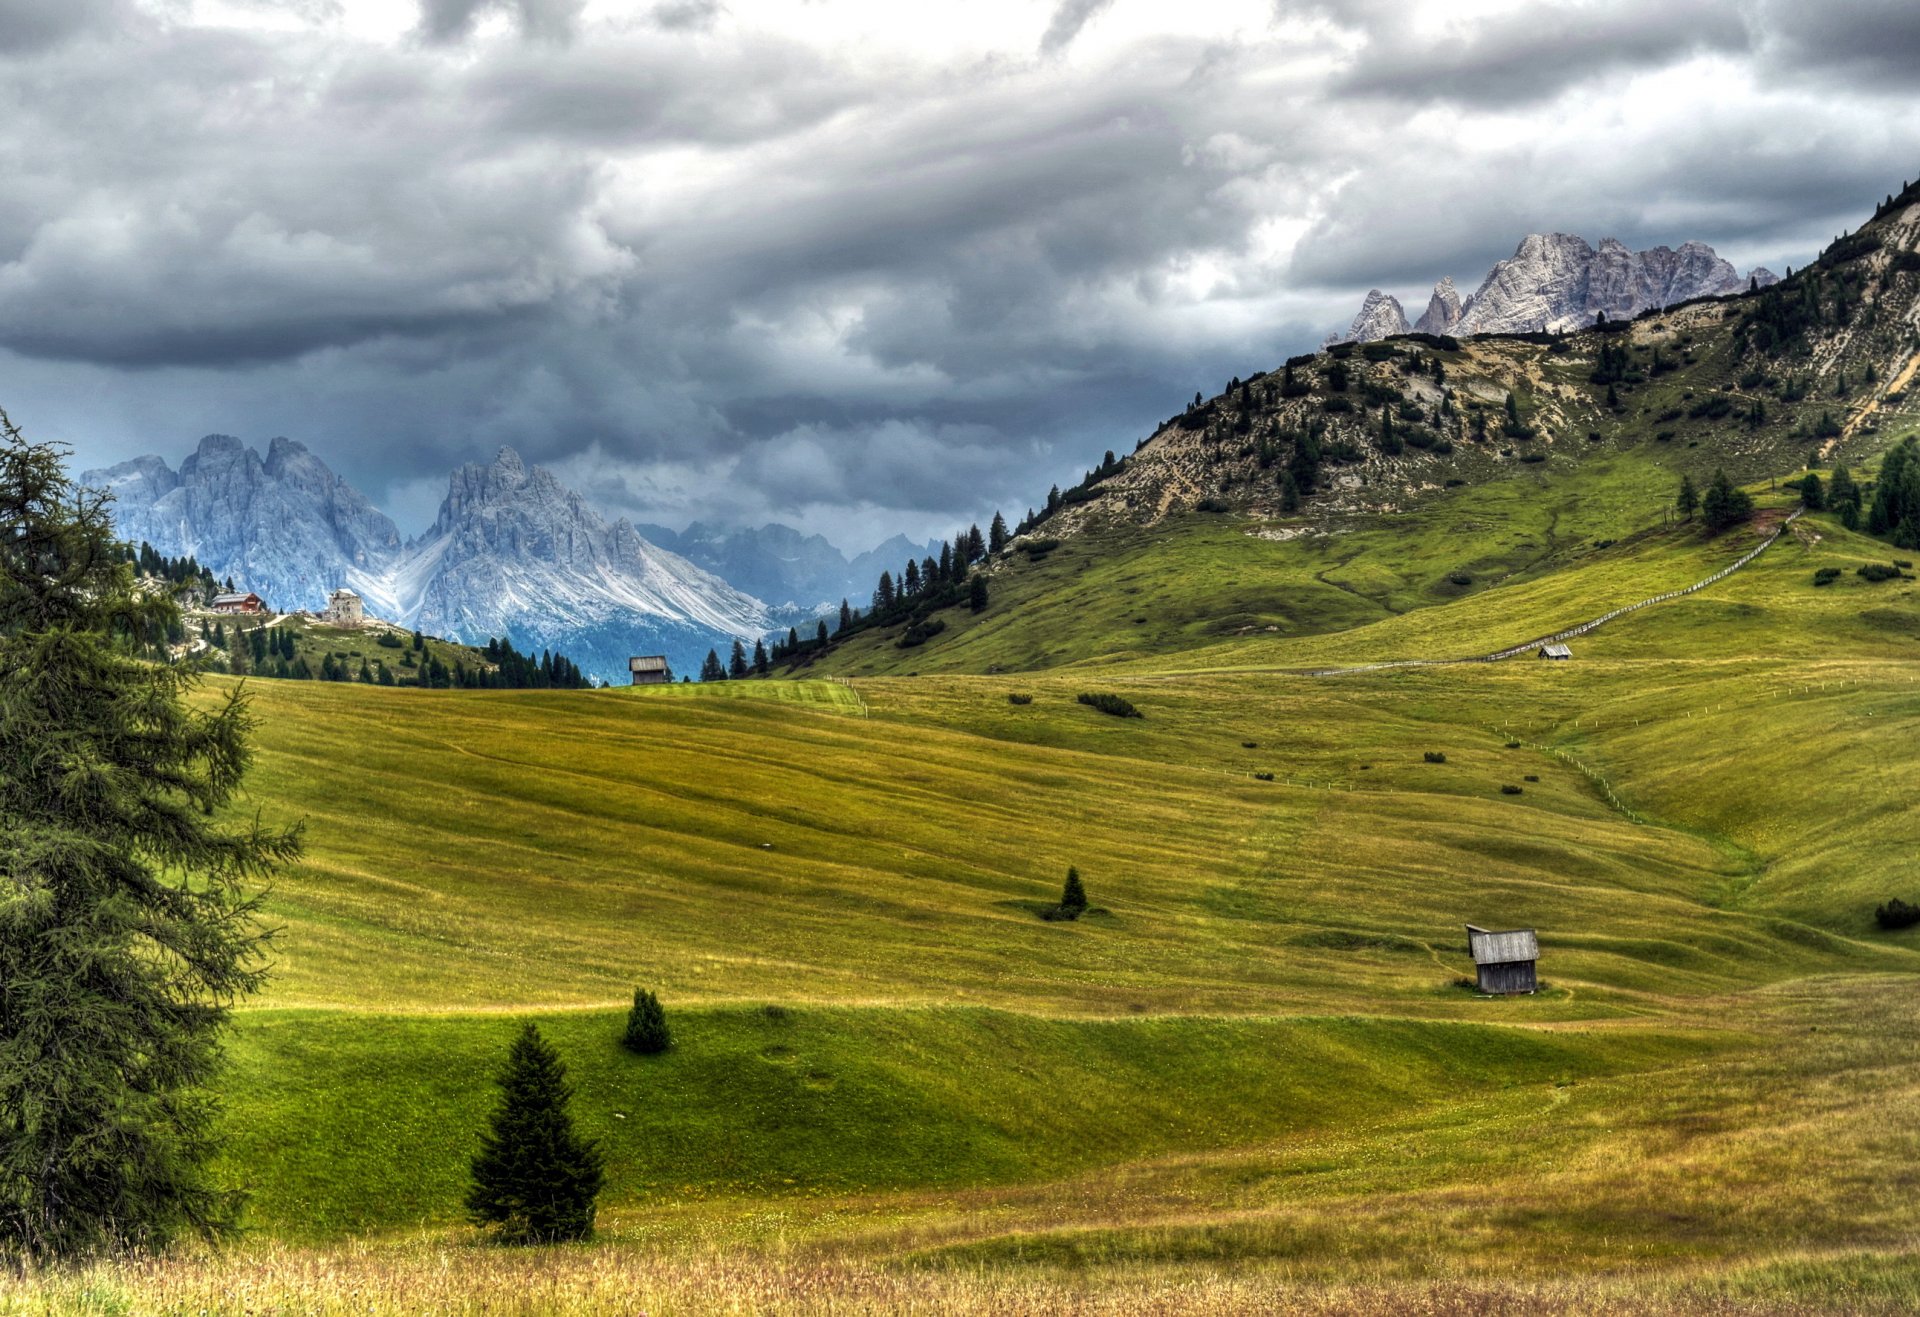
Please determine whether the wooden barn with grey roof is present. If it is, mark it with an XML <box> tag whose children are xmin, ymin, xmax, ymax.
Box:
<box><xmin>1466</xmin><ymin>924</ymin><xmax>1539</xmax><ymax>995</ymax></box>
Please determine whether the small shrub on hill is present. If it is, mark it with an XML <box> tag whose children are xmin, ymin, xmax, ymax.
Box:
<box><xmin>897</xmin><ymin>619</ymin><xmax>946</xmax><ymax>648</ymax></box>
<box><xmin>1447</xmin><ymin>571</ymin><xmax>1472</xmax><ymax>585</ymax></box>
<box><xmin>622</xmin><ymin>988</ymin><xmax>671</xmax><ymax>1055</ymax></box>
<box><xmin>1874</xmin><ymin>898</ymin><xmax>1920</xmax><ymax>931</ymax></box>
<box><xmin>1040</xmin><ymin>867</ymin><xmax>1090</xmax><ymax>922</ymax></box>
<box><xmin>1252</xmin><ymin>771</ymin><xmax>1274</xmax><ymax>781</ymax></box>
<box><xmin>1858</xmin><ymin>563</ymin><xmax>1901</xmax><ymax>582</ymax></box>
<box><xmin>1020</xmin><ymin>538</ymin><xmax>1060</xmax><ymax>558</ymax></box>
<box><xmin>1500</xmin><ymin>784</ymin><xmax>1524</xmax><ymax>795</ymax></box>
<box><xmin>1523</xmin><ymin>774</ymin><xmax>1540</xmax><ymax>782</ymax></box>
<box><xmin>1813</xmin><ymin>567</ymin><xmax>1842</xmax><ymax>586</ymax></box>
<box><xmin>1007</xmin><ymin>693</ymin><xmax>1033</xmax><ymax>705</ymax></box>
<box><xmin>1504</xmin><ymin>740</ymin><xmax>1522</xmax><ymax>749</ymax></box>
<box><xmin>1195</xmin><ymin>497</ymin><xmax>1231</xmax><ymax>513</ymax></box>
<box><xmin>1423</xmin><ymin>751</ymin><xmax>1447</xmax><ymax>764</ymax></box>
<box><xmin>1241</xmin><ymin>740</ymin><xmax>1258</xmax><ymax>748</ymax></box>
<box><xmin>1077</xmin><ymin>692</ymin><xmax>1142</xmax><ymax>719</ymax></box>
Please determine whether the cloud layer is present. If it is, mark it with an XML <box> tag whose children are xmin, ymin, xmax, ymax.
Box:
<box><xmin>4</xmin><ymin>0</ymin><xmax>1915</xmax><ymax>549</ymax></box>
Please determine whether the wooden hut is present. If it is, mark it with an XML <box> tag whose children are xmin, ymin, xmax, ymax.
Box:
<box><xmin>1466</xmin><ymin>924</ymin><xmax>1538</xmax><ymax>994</ymax></box>
<box><xmin>628</xmin><ymin>655</ymin><xmax>671</xmax><ymax>685</ymax></box>
<box><xmin>1538</xmin><ymin>642</ymin><xmax>1572</xmax><ymax>660</ymax></box>
<box><xmin>210</xmin><ymin>591</ymin><xmax>265</xmax><ymax>615</ymax></box>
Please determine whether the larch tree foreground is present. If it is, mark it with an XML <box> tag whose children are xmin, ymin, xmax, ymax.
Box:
<box><xmin>0</xmin><ymin>412</ymin><xmax>299</xmax><ymax>1262</ymax></box>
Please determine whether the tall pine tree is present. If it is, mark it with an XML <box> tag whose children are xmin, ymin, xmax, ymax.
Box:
<box><xmin>467</xmin><ymin>1024</ymin><xmax>605</xmax><ymax>1243</ymax></box>
<box><xmin>0</xmin><ymin>413</ymin><xmax>299</xmax><ymax>1260</ymax></box>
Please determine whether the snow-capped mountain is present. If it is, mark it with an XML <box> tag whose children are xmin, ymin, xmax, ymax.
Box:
<box><xmin>84</xmin><ymin>434</ymin><xmax>403</xmax><ymax>609</ymax></box>
<box><xmin>84</xmin><ymin>439</ymin><xmax>769</xmax><ymax>684</ymax></box>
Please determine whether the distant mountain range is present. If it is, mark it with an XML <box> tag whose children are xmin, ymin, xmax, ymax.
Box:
<box><xmin>636</xmin><ymin>521</ymin><xmax>940</xmax><ymax>619</ymax></box>
<box><xmin>85</xmin><ymin>438</ymin><xmax>769</xmax><ymax>684</ymax></box>
<box><xmin>84</xmin><ymin>437</ymin><xmax>948</xmax><ymax>684</ymax></box>
<box><xmin>1332</xmin><ymin>233</ymin><xmax>1780</xmax><ymax>343</ymax></box>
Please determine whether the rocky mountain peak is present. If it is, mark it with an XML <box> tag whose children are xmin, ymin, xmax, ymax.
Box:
<box><xmin>1413</xmin><ymin>276</ymin><xmax>1464</xmax><ymax>335</ymax></box>
<box><xmin>1333</xmin><ymin>289</ymin><xmax>1410</xmax><ymax>344</ymax></box>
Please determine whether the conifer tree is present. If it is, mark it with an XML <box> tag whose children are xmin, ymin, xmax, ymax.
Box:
<box><xmin>467</xmin><ymin>1024</ymin><xmax>605</xmax><ymax>1244</ymax></box>
<box><xmin>966</xmin><ymin>524</ymin><xmax>985</xmax><ymax>562</ymax></box>
<box><xmin>0</xmin><ymin>414</ymin><xmax>297</xmax><ymax>1260</ymax></box>
<box><xmin>902</xmin><ymin>559</ymin><xmax>921</xmax><ymax>596</ymax></box>
<box><xmin>1798</xmin><ymin>471</ymin><xmax>1825</xmax><ymax>511</ymax></box>
<box><xmin>700</xmin><ymin>648</ymin><xmax>725</xmax><ymax>682</ymax></box>
<box><xmin>989</xmin><ymin>512</ymin><xmax>1008</xmax><ymax>554</ymax></box>
<box><xmin>874</xmin><ymin>571</ymin><xmax>895</xmax><ymax>611</ymax></box>
<box><xmin>1058</xmin><ymin>867</ymin><xmax>1088</xmax><ymax>920</ymax></box>
<box><xmin>728</xmin><ymin>639</ymin><xmax>748</xmax><ymax>679</ymax></box>
<box><xmin>622</xmin><ymin>988</ymin><xmax>672</xmax><ymax>1054</ymax></box>
<box><xmin>838</xmin><ymin>599</ymin><xmax>853</xmax><ymax>633</ymax></box>
<box><xmin>969</xmin><ymin>574</ymin><xmax>989</xmax><ymax>612</ymax></box>
<box><xmin>752</xmin><ymin>638</ymin><xmax>769</xmax><ymax>674</ymax></box>
<box><xmin>357</xmin><ymin>658</ymin><xmax>373</xmax><ymax>683</ymax></box>
<box><xmin>1701</xmin><ymin>468</ymin><xmax>1753</xmax><ymax>531</ymax></box>
<box><xmin>1676</xmin><ymin>473</ymin><xmax>1699</xmax><ymax>520</ymax></box>
<box><xmin>815</xmin><ymin>619</ymin><xmax>829</xmax><ymax>645</ymax></box>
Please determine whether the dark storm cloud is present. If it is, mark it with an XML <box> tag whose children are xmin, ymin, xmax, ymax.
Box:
<box><xmin>7</xmin><ymin>1</ymin><xmax>1918</xmax><ymax>549</ymax></box>
<box><xmin>0</xmin><ymin>0</ymin><xmax>127</xmax><ymax>53</ymax></box>
<box><xmin>1321</xmin><ymin>0</ymin><xmax>1752</xmax><ymax>107</ymax></box>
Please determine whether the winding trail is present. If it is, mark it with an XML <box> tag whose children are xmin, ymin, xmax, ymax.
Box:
<box><xmin>1304</xmin><ymin>508</ymin><xmax>1801</xmax><ymax>677</ymax></box>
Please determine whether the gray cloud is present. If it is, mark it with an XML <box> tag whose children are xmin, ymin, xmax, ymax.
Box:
<box><xmin>4</xmin><ymin>1</ymin><xmax>1915</xmax><ymax>552</ymax></box>
<box><xmin>1039</xmin><ymin>0</ymin><xmax>1114</xmax><ymax>57</ymax></box>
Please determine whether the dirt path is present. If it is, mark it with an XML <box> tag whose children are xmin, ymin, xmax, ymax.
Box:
<box><xmin>1304</xmin><ymin>509</ymin><xmax>1801</xmax><ymax>677</ymax></box>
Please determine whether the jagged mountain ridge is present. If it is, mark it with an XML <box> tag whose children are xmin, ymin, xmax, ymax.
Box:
<box><xmin>1334</xmin><ymin>233</ymin><xmax>1779</xmax><ymax>343</ymax></box>
<box><xmin>83</xmin><ymin>439</ymin><xmax>770</xmax><ymax>683</ymax></box>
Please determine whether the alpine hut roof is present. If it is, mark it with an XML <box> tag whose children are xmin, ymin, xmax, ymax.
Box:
<box><xmin>629</xmin><ymin>655</ymin><xmax>669</xmax><ymax>673</ymax></box>
<box><xmin>1539</xmin><ymin>642</ymin><xmax>1572</xmax><ymax>659</ymax></box>
<box><xmin>1466</xmin><ymin>925</ymin><xmax>1539</xmax><ymax>965</ymax></box>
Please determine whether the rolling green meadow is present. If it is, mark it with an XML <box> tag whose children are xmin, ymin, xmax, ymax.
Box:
<box><xmin>15</xmin><ymin>470</ymin><xmax>1920</xmax><ymax>1312</ymax></box>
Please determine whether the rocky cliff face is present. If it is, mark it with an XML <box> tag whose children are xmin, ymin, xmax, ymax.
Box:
<box><xmin>1335</xmin><ymin>234</ymin><xmax>1778</xmax><ymax>342</ymax></box>
<box><xmin>85</xmin><ymin>438</ymin><xmax>771</xmax><ymax>683</ymax></box>
<box><xmin>83</xmin><ymin>434</ymin><xmax>402</xmax><ymax>609</ymax></box>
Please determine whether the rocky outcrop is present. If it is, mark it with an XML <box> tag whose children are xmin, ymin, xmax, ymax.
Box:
<box><xmin>1413</xmin><ymin>276</ymin><xmax>1464</xmax><ymax>335</ymax></box>
<box><xmin>1335</xmin><ymin>234</ymin><xmax>1773</xmax><ymax>341</ymax></box>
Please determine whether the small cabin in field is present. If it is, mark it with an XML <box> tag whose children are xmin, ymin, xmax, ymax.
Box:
<box><xmin>629</xmin><ymin>655</ymin><xmax>670</xmax><ymax>685</ymax></box>
<box><xmin>210</xmin><ymin>591</ymin><xmax>265</xmax><ymax>615</ymax></box>
<box><xmin>1538</xmin><ymin>642</ymin><xmax>1572</xmax><ymax>660</ymax></box>
<box><xmin>1466</xmin><ymin>924</ymin><xmax>1539</xmax><ymax>995</ymax></box>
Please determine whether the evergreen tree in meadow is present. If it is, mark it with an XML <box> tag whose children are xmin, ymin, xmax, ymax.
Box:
<box><xmin>699</xmin><ymin>648</ymin><xmax>725</xmax><ymax>682</ymax></box>
<box><xmin>752</xmin><ymin>638</ymin><xmax>769</xmax><ymax>675</ymax></box>
<box><xmin>815</xmin><ymin>619</ymin><xmax>829</xmax><ymax>645</ymax></box>
<box><xmin>1058</xmin><ymin>867</ymin><xmax>1088</xmax><ymax>920</ymax></box>
<box><xmin>970</xmin><ymin>574</ymin><xmax>989</xmax><ymax>613</ymax></box>
<box><xmin>467</xmin><ymin>1024</ymin><xmax>605</xmax><ymax>1244</ymax></box>
<box><xmin>1798</xmin><ymin>471</ymin><xmax>1825</xmax><ymax>511</ymax></box>
<box><xmin>988</xmin><ymin>511</ymin><xmax>1008</xmax><ymax>554</ymax></box>
<box><xmin>838</xmin><ymin>599</ymin><xmax>853</xmax><ymax>634</ymax></box>
<box><xmin>622</xmin><ymin>988</ymin><xmax>672</xmax><ymax>1054</ymax></box>
<box><xmin>0</xmin><ymin>413</ymin><xmax>298</xmax><ymax>1261</ymax></box>
<box><xmin>728</xmin><ymin>639</ymin><xmax>748</xmax><ymax>679</ymax></box>
<box><xmin>1701</xmin><ymin>468</ymin><xmax>1753</xmax><ymax>532</ymax></box>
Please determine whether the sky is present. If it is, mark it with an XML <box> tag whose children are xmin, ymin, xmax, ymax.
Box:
<box><xmin>3</xmin><ymin>0</ymin><xmax>1918</xmax><ymax>551</ymax></box>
